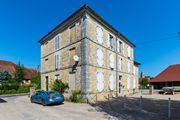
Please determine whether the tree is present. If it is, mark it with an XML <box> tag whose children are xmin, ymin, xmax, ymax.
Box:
<box><xmin>141</xmin><ymin>78</ymin><xmax>149</xmax><ymax>87</ymax></box>
<box><xmin>0</xmin><ymin>70</ymin><xmax>12</xmax><ymax>81</ymax></box>
<box><xmin>31</xmin><ymin>76</ymin><xmax>41</xmax><ymax>89</ymax></box>
<box><xmin>14</xmin><ymin>62</ymin><xmax>25</xmax><ymax>83</ymax></box>
<box><xmin>52</xmin><ymin>79</ymin><xmax>69</xmax><ymax>93</ymax></box>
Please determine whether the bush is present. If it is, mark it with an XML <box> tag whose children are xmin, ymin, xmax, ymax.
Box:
<box><xmin>52</xmin><ymin>79</ymin><xmax>69</xmax><ymax>93</ymax></box>
<box><xmin>31</xmin><ymin>76</ymin><xmax>41</xmax><ymax>89</ymax></box>
<box><xmin>0</xmin><ymin>80</ymin><xmax>20</xmax><ymax>90</ymax></box>
<box><xmin>17</xmin><ymin>87</ymin><xmax>30</xmax><ymax>93</ymax></box>
<box><xmin>69</xmin><ymin>90</ymin><xmax>85</xmax><ymax>103</ymax></box>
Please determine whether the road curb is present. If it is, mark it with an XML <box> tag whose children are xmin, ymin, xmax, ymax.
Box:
<box><xmin>0</xmin><ymin>93</ymin><xmax>29</xmax><ymax>98</ymax></box>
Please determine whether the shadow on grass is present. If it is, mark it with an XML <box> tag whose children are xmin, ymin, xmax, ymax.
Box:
<box><xmin>91</xmin><ymin>97</ymin><xmax>180</xmax><ymax>120</ymax></box>
<box><xmin>0</xmin><ymin>98</ymin><xmax>7</xmax><ymax>103</ymax></box>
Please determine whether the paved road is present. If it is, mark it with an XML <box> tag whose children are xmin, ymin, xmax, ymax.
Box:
<box><xmin>0</xmin><ymin>96</ymin><xmax>113</xmax><ymax>120</ymax></box>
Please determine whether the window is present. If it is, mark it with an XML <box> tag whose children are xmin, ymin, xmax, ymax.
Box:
<box><xmin>119</xmin><ymin>58</ymin><xmax>123</xmax><ymax>71</ymax></box>
<box><xmin>127</xmin><ymin>46</ymin><xmax>131</xmax><ymax>58</ymax></box>
<box><xmin>109</xmin><ymin>73</ymin><xmax>114</xmax><ymax>90</ymax></box>
<box><xmin>109</xmin><ymin>53</ymin><xmax>114</xmax><ymax>69</ymax></box>
<box><xmin>69</xmin><ymin>48</ymin><xmax>76</xmax><ymax>65</ymax></box>
<box><xmin>133</xmin><ymin>77</ymin><xmax>136</xmax><ymax>89</ymax></box>
<box><xmin>127</xmin><ymin>60</ymin><xmax>130</xmax><ymax>73</ymax></box>
<box><xmin>133</xmin><ymin>66</ymin><xmax>136</xmax><ymax>75</ymax></box>
<box><xmin>70</xmin><ymin>25</ymin><xmax>76</xmax><ymax>43</ymax></box>
<box><xmin>55</xmin><ymin>54</ymin><xmax>59</xmax><ymax>70</ymax></box>
<box><xmin>55</xmin><ymin>35</ymin><xmax>60</xmax><ymax>50</ymax></box>
<box><xmin>96</xmin><ymin>71</ymin><xmax>104</xmax><ymax>92</ymax></box>
<box><xmin>96</xmin><ymin>26</ymin><xmax>103</xmax><ymax>44</ymax></box>
<box><xmin>117</xmin><ymin>39</ymin><xmax>123</xmax><ymax>54</ymax></box>
<box><xmin>127</xmin><ymin>76</ymin><xmax>130</xmax><ymax>90</ymax></box>
<box><xmin>109</xmin><ymin>34</ymin><xmax>114</xmax><ymax>49</ymax></box>
<box><xmin>97</xmin><ymin>48</ymin><xmax>104</xmax><ymax>66</ymax></box>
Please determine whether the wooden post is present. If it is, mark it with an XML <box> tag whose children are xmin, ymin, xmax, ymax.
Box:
<box><xmin>168</xmin><ymin>98</ymin><xmax>171</xmax><ymax>120</ymax></box>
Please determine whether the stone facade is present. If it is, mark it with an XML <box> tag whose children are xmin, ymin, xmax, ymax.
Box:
<box><xmin>39</xmin><ymin>5</ymin><xmax>140</xmax><ymax>102</ymax></box>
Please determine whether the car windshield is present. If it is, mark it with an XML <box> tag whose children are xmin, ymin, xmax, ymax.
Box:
<box><xmin>48</xmin><ymin>91</ymin><xmax>59</xmax><ymax>95</ymax></box>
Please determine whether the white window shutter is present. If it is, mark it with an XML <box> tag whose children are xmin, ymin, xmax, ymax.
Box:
<box><xmin>133</xmin><ymin>77</ymin><xmax>136</xmax><ymax>89</ymax></box>
<box><xmin>122</xmin><ymin>43</ymin><xmax>124</xmax><ymax>55</ymax></box>
<box><xmin>110</xmin><ymin>53</ymin><xmax>114</xmax><ymax>68</ymax></box>
<box><xmin>96</xmin><ymin>26</ymin><xmax>103</xmax><ymax>44</ymax></box>
<box><xmin>117</xmin><ymin>39</ymin><xmax>120</xmax><ymax>53</ymax></box>
<box><xmin>109</xmin><ymin>73</ymin><xmax>114</xmax><ymax>90</ymax></box>
<box><xmin>107</xmin><ymin>33</ymin><xmax>110</xmax><ymax>48</ymax></box>
<box><xmin>97</xmin><ymin>72</ymin><xmax>104</xmax><ymax>92</ymax></box>
<box><xmin>118</xmin><ymin>58</ymin><xmax>122</xmax><ymax>71</ymax></box>
<box><xmin>127</xmin><ymin>76</ymin><xmax>130</xmax><ymax>90</ymax></box>
<box><xmin>133</xmin><ymin>66</ymin><xmax>136</xmax><ymax>75</ymax></box>
<box><xmin>97</xmin><ymin>49</ymin><xmax>104</xmax><ymax>66</ymax></box>
<box><xmin>128</xmin><ymin>46</ymin><xmax>131</xmax><ymax>58</ymax></box>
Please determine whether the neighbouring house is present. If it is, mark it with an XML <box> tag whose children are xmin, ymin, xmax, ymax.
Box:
<box><xmin>150</xmin><ymin>64</ymin><xmax>180</xmax><ymax>89</ymax></box>
<box><xmin>0</xmin><ymin>60</ymin><xmax>39</xmax><ymax>84</ymax></box>
<box><xmin>39</xmin><ymin>5</ymin><xmax>140</xmax><ymax>101</ymax></box>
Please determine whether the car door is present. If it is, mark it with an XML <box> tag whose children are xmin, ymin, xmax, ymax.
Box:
<box><xmin>36</xmin><ymin>91</ymin><xmax>43</xmax><ymax>103</ymax></box>
<box><xmin>33</xmin><ymin>92</ymin><xmax>40</xmax><ymax>103</ymax></box>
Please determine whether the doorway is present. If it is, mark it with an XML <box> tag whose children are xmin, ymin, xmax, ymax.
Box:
<box><xmin>45</xmin><ymin>76</ymin><xmax>49</xmax><ymax>91</ymax></box>
<box><xmin>118</xmin><ymin>75</ymin><xmax>122</xmax><ymax>94</ymax></box>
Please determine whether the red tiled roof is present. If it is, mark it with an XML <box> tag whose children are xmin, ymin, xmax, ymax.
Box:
<box><xmin>149</xmin><ymin>64</ymin><xmax>180</xmax><ymax>83</ymax></box>
<box><xmin>0</xmin><ymin>60</ymin><xmax>39</xmax><ymax>80</ymax></box>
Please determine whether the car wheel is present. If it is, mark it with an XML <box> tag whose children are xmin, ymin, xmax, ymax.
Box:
<box><xmin>42</xmin><ymin>100</ymin><xmax>46</xmax><ymax>106</ymax></box>
<box><xmin>30</xmin><ymin>97</ymin><xmax>33</xmax><ymax>103</ymax></box>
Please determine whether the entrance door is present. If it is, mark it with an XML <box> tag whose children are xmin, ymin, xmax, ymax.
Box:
<box><xmin>118</xmin><ymin>76</ymin><xmax>122</xmax><ymax>94</ymax></box>
<box><xmin>45</xmin><ymin>76</ymin><xmax>49</xmax><ymax>91</ymax></box>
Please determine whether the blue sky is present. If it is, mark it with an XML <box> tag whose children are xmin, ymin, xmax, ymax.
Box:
<box><xmin>0</xmin><ymin>0</ymin><xmax>180</xmax><ymax>77</ymax></box>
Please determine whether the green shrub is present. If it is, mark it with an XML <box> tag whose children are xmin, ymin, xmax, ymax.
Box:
<box><xmin>18</xmin><ymin>87</ymin><xmax>29</xmax><ymax>93</ymax></box>
<box><xmin>31</xmin><ymin>76</ymin><xmax>41</xmax><ymax>89</ymax></box>
<box><xmin>0</xmin><ymin>80</ymin><xmax>20</xmax><ymax>90</ymax></box>
<box><xmin>69</xmin><ymin>90</ymin><xmax>85</xmax><ymax>103</ymax></box>
<box><xmin>52</xmin><ymin>79</ymin><xmax>69</xmax><ymax>93</ymax></box>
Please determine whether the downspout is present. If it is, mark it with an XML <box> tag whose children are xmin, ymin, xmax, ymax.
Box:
<box><xmin>115</xmin><ymin>35</ymin><xmax>118</xmax><ymax>97</ymax></box>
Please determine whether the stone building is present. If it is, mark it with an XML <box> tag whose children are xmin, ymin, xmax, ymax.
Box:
<box><xmin>39</xmin><ymin>5</ymin><xmax>140</xmax><ymax>101</ymax></box>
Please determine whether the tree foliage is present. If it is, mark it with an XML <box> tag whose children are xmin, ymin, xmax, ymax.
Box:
<box><xmin>0</xmin><ymin>70</ymin><xmax>12</xmax><ymax>81</ymax></box>
<box><xmin>14</xmin><ymin>62</ymin><xmax>25</xmax><ymax>83</ymax></box>
<box><xmin>141</xmin><ymin>78</ymin><xmax>149</xmax><ymax>87</ymax></box>
<box><xmin>52</xmin><ymin>79</ymin><xmax>69</xmax><ymax>93</ymax></box>
<box><xmin>31</xmin><ymin>76</ymin><xmax>41</xmax><ymax>89</ymax></box>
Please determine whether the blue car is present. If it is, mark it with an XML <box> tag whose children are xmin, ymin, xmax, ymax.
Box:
<box><xmin>31</xmin><ymin>90</ymin><xmax>64</xmax><ymax>106</ymax></box>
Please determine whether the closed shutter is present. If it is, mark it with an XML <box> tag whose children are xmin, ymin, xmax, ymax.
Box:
<box><xmin>133</xmin><ymin>77</ymin><xmax>136</xmax><ymax>89</ymax></box>
<box><xmin>133</xmin><ymin>66</ymin><xmax>136</xmax><ymax>75</ymax></box>
<box><xmin>96</xmin><ymin>26</ymin><xmax>103</xmax><ymax>44</ymax></box>
<box><xmin>110</xmin><ymin>53</ymin><xmax>114</xmax><ymax>68</ymax></box>
<box><xmin>118</xmin><ymin>58</ymin><xmax>122</xmax><ymax>71</ymax></box>
<box><xmin>128</xmin><ymin>46</ymin><xmax>131</xmax><ymax>58</ymax></box>
<box><xmin>97</xmin><ymin>48</ymin><xmax>104</xmax><ymax>66</ymax></box>
<box><xmin>127</xmin><ymin>76</ymin><xmax>130</xmax><ymax>90</ymax></box>
<box><xmin>127</xmin><ymin>60</ymin><xmax>130</xmax><ymax>73</ymax></box>
<box><xmin>109</xmin><ymin>73</ymin><xmax>114</xmax><ymax>90</ymax></box>
<box><xmin>96</xmin><ymin>71</ymin><xmax>104</xmax><ymax>92</ymax></box>
<box><xmin>107</xmin><ymin>33</ymin><xmax>110</xmax><ymax>48</ymax></box>
<box><xmin>117</xmin><ymin>39</ymin><xmax>120</xmax><ymax>53</ymax></box>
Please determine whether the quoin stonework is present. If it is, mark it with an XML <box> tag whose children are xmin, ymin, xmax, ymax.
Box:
<box><xmin>39</xmin><ymin>5</ymin><xmax>140</xmax><ymax>101</ymax></box>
